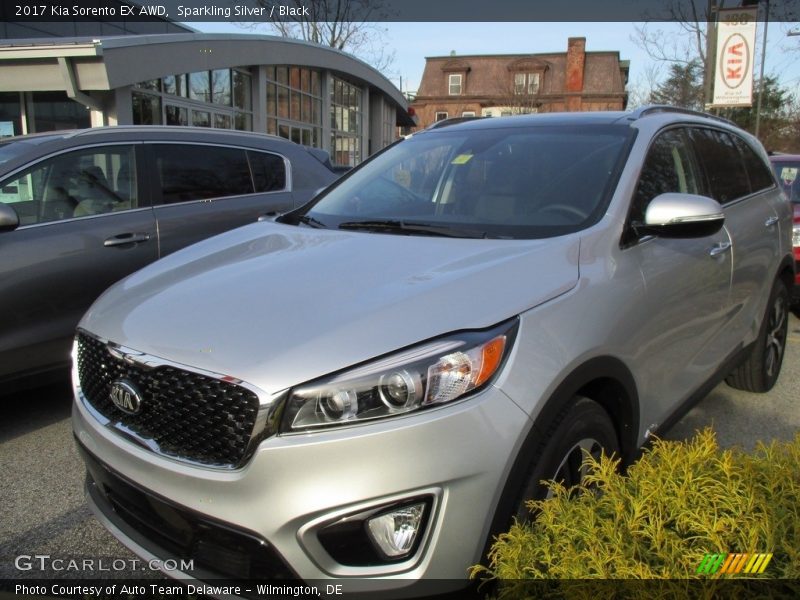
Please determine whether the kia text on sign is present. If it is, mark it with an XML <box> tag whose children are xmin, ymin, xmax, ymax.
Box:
<box><xmin>712</xmin><ymin>7</ymin><xmax>758</xmax><ymax>107</ymax></box>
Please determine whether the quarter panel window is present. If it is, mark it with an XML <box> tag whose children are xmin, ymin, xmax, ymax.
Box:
<box><xmin>152</xmin><ymin>144</ymin><xmax>253</xmax><ymax>203</ymax></box>
<box><xmin>688</xmin><ymin>128</ymin><xmax>750</xmax><ymax>204</ymax></box>
<box><xmin>0</xmin><ymin>145</ymin><xmax>138</xmax><ymax>225</ymax></box>
<box><xmin>248</xmin><ymin>151</ymin><xmax>287</xmax><ymax>192</ymax></box>
<box><xmin>631</xmin><ymin>129</ymin><xmax>699</xmax><ymax>224</ymax></box>
<box><xmin>731</xmin><ymin>135</ymin><xmax>774</xmax><ymax>193</ymax></box>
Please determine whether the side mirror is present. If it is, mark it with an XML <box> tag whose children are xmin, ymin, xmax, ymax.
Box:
<box><xmin>0</xmin><ymin>203</ymin><xmax>19</xmax><ymax>232</ymax></box>
<box><xmin>638</xmin><ymin>193</ymin><xmax>725</xmax><ymax>239</ymax></box>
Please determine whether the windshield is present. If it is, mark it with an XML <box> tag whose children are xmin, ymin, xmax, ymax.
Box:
<box><xmin>284</xmin><ymin>124</ymin><xmax>631</xmax><ymax>239</ymax></box>
<box><xmin>772</xmin><ymin>160</ymin><xmax>799</xmax><ymax>203</ymax></box>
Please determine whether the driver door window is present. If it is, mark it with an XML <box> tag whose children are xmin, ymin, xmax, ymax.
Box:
<box><xmin>630</xmin><ymin>128</ymin><xmax>700</xmax><ymax>226</ymax></box>
<box><xmin>0</xmin><ymin>146</ymin><xmax>138</xmax><ymax>226</ymax></box>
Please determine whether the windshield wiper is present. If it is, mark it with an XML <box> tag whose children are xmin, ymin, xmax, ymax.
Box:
<box><xmin>296</xmin><ymin>214</ymin><xmax>327</xmax><ymax>228</ymax></box>
<box><xmin>338</xmin><ymin>220</ymin><xmax>486</xmax><ymax>239</ymax></box>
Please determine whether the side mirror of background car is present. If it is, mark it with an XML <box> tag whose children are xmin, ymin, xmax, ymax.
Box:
<box><xmin>0</xmin><ymin>203</ymin><xmax>20</xmax><ymax>233</ymax></box>
<box><xmin>638</xmin><ymin>193</ymin><xmax>725</xmax><ymax>239</ymax></box>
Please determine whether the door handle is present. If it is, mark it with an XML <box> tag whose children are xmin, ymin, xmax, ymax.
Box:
<box><xmin>709</xmin><ymin>241</ymin><xmax>732</xmax><ymax>257</ymax></box>
<box><xmin>764</xmin><ymin>216</ymin><xmax>779</xmax><ymax>227</ymax></box>
<box><xmin>104</xmin><ymin>232</ymin><xmax>151</xmax><ymax>247</ymax></box>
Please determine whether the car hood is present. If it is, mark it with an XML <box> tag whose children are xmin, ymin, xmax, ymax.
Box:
<box><xmin>81</xmin><ymin>222</ymin><xmax>580</xmax><ymax>395</ymax></box>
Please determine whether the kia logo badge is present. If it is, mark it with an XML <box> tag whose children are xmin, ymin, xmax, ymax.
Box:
<box><xmin>109</xmin><ymin>379</ymin><xmax>143</xmax><ymax>415</ymax></box>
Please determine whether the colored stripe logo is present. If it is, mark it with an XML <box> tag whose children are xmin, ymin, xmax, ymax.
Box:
<box><xmin>697</xmin><ymin>553</ymin><xmax>773</xmax><ymax>575</ymax></box>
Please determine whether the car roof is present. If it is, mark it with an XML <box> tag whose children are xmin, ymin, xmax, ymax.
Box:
<box><xmin>2</xmin><ymin>126</ymin><xmax>291</xmax><ymax>146</ymax></box>
<box><xmin>412</xmin><ymin>105</ymin><xmax>741</xmax><ymax>135</ymax></box>
<box><xmin>769</xmin><ymin>154</ymin><xmax>800</xmax><ymax>162</ymax></box>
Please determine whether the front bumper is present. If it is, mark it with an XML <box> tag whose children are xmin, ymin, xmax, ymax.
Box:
<box><xmin>72</xmin><ymin>382</ymin><xmax>530</xmax><ymax>595</ymax></box>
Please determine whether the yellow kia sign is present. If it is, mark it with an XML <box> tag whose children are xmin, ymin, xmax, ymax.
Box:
<box><xmin>712</xmin><ymin>7</ymin><xmax>758</xmax><ymax>107</ymax></box>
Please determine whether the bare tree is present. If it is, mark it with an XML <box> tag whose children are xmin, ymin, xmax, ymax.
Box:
<box><xmin>249</xmin><ymin>0</ymin><xmax>396</xmax><ymax>72</ymax></box>
<box><xmin>632</xmin><ymin>0</ymin><xmax>714</xmax><ymax>67</ymax></box>
<box><xmin>489</xmin><ymin>73</ymin><xmax>543</xmax><ymax>116</ymax></box>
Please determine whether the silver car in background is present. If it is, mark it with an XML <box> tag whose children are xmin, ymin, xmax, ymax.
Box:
<box><xmin>72</xmin><ymin>107</ymin><xmax>793</xmax><ymax>596</ymax></box>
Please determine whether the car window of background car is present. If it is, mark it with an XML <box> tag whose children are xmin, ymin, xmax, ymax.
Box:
<box><xmin>630</xmin><ymin>128</ymin><xmax>700</xmax><ymax>226</ymax></box>
<box><xmin>247</xmin><ymin>150</ymin><xmax>287</xmax><ymax>193</ymax></box>
<box><xmin>0</xmin><ymin>145</ymin><xmax>138</xmax><ymax>225</ymax></box>
<box><xmin>152</xmin><ymin>144</ymin><xmax>255</xmax><ymax>203</ymax></box>
<box><xmin>772</xmin><ymin>162</ymin><xmax>799</xmax><ymax>203</ymax></box>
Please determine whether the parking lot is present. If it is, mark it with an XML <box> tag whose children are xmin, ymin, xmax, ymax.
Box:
<box><xmin>2</xmin><ymin>313</ymin><xmax>799</xmax><ymax>580</ymax></box>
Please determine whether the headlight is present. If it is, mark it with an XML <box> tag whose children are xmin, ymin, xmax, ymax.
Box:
<box><xmin>281</xmin><ymin>319</ymin><xmax>518</xmax><ymax>432</ymax></box>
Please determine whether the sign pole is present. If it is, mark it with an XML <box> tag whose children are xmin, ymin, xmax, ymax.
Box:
<box><xmin>754</xmin><ymin>0</ymin><xmax>769</xmax><ymax>138</ymax></box>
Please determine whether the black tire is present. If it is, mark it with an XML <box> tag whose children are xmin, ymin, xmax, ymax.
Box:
<box><xmin>726</xmin><ymin>278</ymin><xmax>790</xmax><ymax>393</ymax></box>
<box><xmin>512</xmin><ymin>396</ymin><xmax>619</xmax><ymax>522</ymax></box>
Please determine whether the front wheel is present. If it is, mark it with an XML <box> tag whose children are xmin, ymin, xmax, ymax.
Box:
<box><xmin>512</xmin><ymin>396</ymin><xmax>620</xmax><ymax>522</ymax></box>
<box><xmin>726</xmin><ymin>277</ymin><xmax>790</xmax><ymax>393</ymax></box>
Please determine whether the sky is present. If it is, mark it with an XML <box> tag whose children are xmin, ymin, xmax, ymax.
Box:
<box><xmin>193</xmin><ymin>21</ymin><xmax>800</xmax><ymax>101</ymax></box>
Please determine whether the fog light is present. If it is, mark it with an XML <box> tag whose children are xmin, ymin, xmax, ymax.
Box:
<box><xmin>366</xmin><ymin>502</ymin><xmax>426</xmax><ymax>559</ymax></box>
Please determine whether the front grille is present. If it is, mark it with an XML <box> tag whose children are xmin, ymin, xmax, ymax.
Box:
<box><xmin>80</xmin><ymin>441</ymin><xmax>296</xmax><ymax>581</ymax></box>
<box><xmin>76</xmin><ymin>331</ymin><xmax>259</xmax><ymax>467</ymax></box>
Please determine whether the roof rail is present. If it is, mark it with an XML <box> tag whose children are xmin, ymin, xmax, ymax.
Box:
<box><xmin>627</xmin><ymin>104</ymin><xmax>736</xmax><ymax>127</ymax></box>
<box><xmin>424</xmin><ymin>115</ymin><xmax>486</xmax><ymax>130</ymax></box>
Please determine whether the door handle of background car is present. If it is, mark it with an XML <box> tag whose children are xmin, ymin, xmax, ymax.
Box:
<box><xmin>708</xmin><ymin>241</ymin><xmax>732</xmax><ymax>257</ymax></box>
<box><xmin>764</xmin><ymin>216</ymin><xmax>779</xmax><ymax>228</ymax></box>
<box><xmin>104</xmin><ymin>232</ymin><xmax>151</xmax><ymax>247</ymax></box>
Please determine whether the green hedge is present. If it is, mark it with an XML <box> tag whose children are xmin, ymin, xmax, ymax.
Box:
<box><xmin>472</xmin><ymin>429</ymin><xmax>799</xmax><ymax>593</ymax></box>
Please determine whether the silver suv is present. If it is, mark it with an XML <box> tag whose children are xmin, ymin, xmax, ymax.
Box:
<box><xmin>72</xmin><ymin>108</ymin><xmax>793</xmax><ymax>595</ymax></box>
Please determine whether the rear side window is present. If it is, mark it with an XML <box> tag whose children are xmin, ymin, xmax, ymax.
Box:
<box><xmin>248</xmin><ymin>151</ymin><xmax>287</xmax><ymax>192</ymax></box>
<box><xmin>687</xmin><ymin>128</ymin><xmax>750</xmax><ymax>204</ymax></box>
<box><xmin>153</xmin><ymin>144</ymin><xmax>253</xmax><ymax>203</ymax></box>
<box><xmin>730</xmin><ymin>135</ymin><xmax>774</xmax><ymax>193</ymax></box>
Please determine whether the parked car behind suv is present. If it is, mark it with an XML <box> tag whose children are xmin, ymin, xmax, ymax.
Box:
<box><xmin>769</xmin><ymin>153</ymin><xmax>800</xmax><ymax>308</ymax></box>
<box><xmin>72</xmin><ymin>108</ymin><xmax>793</xmax><ymax>596</ymax></box>
<box><xmin>0</xmin><ymin>126</ymin><xmax>338</xmax><ymax>392</ymax></box>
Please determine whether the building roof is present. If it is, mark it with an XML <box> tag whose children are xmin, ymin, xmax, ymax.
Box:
<box><xmin>0</xmin><ymin>33</ymin><xmax>408</xmax><ymax>111</ymax></box>
<box><xmin>416</xmin><ymin>50</ymin><xmax>626</xmax><ymax>100</ymax></box>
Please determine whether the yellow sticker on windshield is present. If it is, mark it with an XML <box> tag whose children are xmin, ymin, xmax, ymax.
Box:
<box><xmin>451</xmin><ymin>154</ymin><xmax>473</xmax><ymax>165</ymax></box>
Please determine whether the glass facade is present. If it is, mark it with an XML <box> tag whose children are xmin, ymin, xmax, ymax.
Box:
<box><xmin>330</xmin><ymin>77</ymin><xmax>362</xmax><ymax>167</ymax></box>
<box><xmin>133</xmin><ymin>68</ymin><xmax>253</xmax><ymax>131</ymax></box>
<box><xmin>131</xmin><ymin>65</ymin><xmax>376</xmax><ymax>167</ymax></box>
<box><xmin>265</xmin><ymin>66</ymin><xmax>322</xmax><ymax>148</ymax></box>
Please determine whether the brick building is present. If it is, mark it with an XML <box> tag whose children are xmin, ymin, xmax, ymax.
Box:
<box><xmin>410</xmin><ymin>37</ymin><xmax>628</xmax><ymax>129</ymax></box>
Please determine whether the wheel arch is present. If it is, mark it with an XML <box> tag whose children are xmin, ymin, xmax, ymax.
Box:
<box><xmin>482</xmin><ymin>355</ymin><xmax>640</xmax><ymax>561</ymax></box>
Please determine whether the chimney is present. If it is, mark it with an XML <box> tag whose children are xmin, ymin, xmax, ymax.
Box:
<box><xmin>565</xmin><ymin>37</ymin><xmax>586</xmax><ymax>111</ymax></box>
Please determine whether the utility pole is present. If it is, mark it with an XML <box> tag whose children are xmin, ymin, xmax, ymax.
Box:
<box><xmin>754</xmin><ymin>0</ymin><xmax>770</xmax><ymax>138</ymax></box>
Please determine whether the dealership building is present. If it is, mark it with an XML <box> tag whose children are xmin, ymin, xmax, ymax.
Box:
<box><xmin>0</xmin><ymin>27</ymin><xmax>412</xmax><ymax>166</ymax></box>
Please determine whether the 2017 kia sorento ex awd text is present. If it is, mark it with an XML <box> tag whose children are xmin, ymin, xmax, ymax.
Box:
<box><xmin>72</xmin><ymin>107</ymin><xmax>793</xmax><ymax>596</ymax></box>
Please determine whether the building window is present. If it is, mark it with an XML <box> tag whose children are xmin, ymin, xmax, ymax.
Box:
<box><xmin>132</xmin><ymin>92</ymin><xmax>161</xmax><ymax>125</ymax></box>
<box><xmin>26</xmin><ymin>91</ymin><xmax>91</xmax><ymax>133</ymax></box>
<box><xmin>514</xmin><ymin>73</ymin><xmax>540</xmax><ymax>95</ymax></box>
<box><xmin>461</xmin><ymin>111</ymin><xmax>475</xmax><ymax>117</ymax></box>
<box><xmin>330</xmin><ymin>77</ymin><xmax>362</xmax><ymax>166</ymax></box>
<box><xmin>448</xmin><ymin>74</ymin><xmax>462</xmax><ymax>95</ymax></box>
<box><xmin>189</xmin><ymin>72</ymin><xmax>211</xmax><ymax>103</ymax></box>
<box><xmin>265</xmin><ymin>66</ymin><xmax>322</xmax><ymax>148</ymax></box>
<box><xmin>133</xmin><ymin>68</ymin><xmax>253</xmax><ymax>131</ymax></box>
<box><xmin>435</xmin><ymin>111</ymin><xmax>448</xmax><ymax>121</ymax></box>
